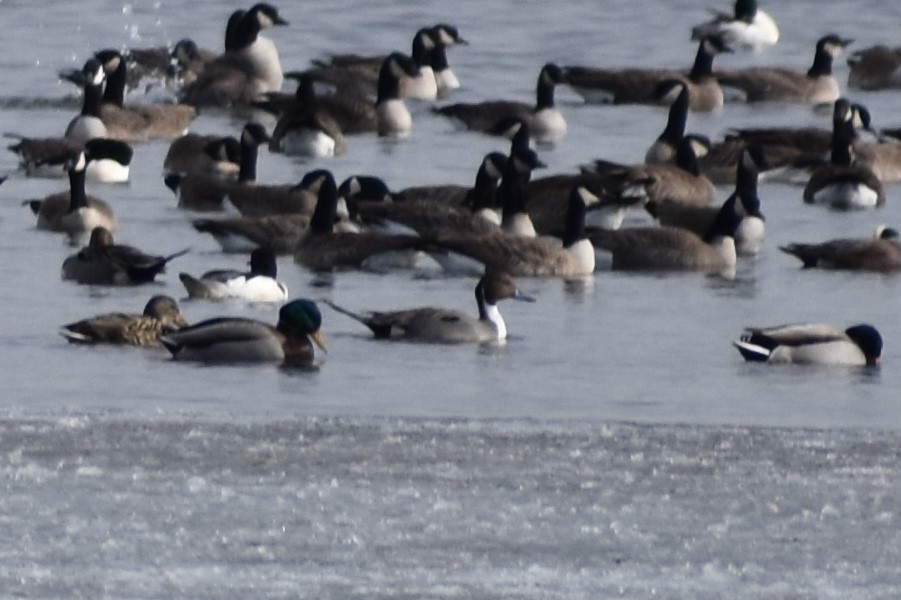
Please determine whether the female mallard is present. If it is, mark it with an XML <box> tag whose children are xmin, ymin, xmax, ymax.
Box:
<box><xmin>733</xmin><ymin>323</ymin><xmax>882</xmax><ymax>366</ymax></box>
<box><xmin>160</xmin><ymin>299</ymin><xmax>325</xmax><ymax>366</ymax></box>
<box><xmin>60</xmin><ymin>295</ymin><xmax>188</xmax><ymax>347</ymax></box>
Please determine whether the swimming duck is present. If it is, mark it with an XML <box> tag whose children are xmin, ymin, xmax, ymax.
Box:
<box><xmin>426</xmin><ymin>185</ymin><xmax>600</xmax><ymax>278</ymax></box>
<box><xmin>803</xmin><ymin>98</ymin><xmax>885</xmax><ymax>210</ymax></box>
<box><xmin>716</xmin><ymin>34</ymin><xmax>851</xmax><ymax>104</ymax></box>
<box><xmin>733</xmin><ymin>323</ymin><xmax>882</xmax><ymax>366</ymax></box>
<box><xmin>159</xmin><ymin>298</ymin><xmax>326</xmax><ymax>367</ymax></box>
<box><xmin>181</xmin><ymin>3</ymin><xmax>288</xmax><ymax>107</ymax></box>
<box><xmin>589</xmin><ymin>194</ymin><xmax>742</xmax><ymax>276</ymax></box>
<box><xmin>326</xmin><ymin>272</ymin><xmax>533</xmax><ymax>344</ymax></box>
<box><xmin>847</xmin><ymin>44</ymin><xmax>901</xmax><ymax>91</ymax></box>
<box><xmin>563</xmin><ymin>35</ymin><xmax>730</xmax><ymax>111</ymax></box>
<box><xmin>434</xmin><ymin>63</ymin><xmax>567</xmax><ymax>143</ymax></box>
<box><xmin>780</xmin><ymin>225</ymin><xmax>901</xmax><ymax>271</ymax></box>
<box><xmin>179</xmin><ymin>247</ymin><xmax>288</xmax><ymax>302</ymax></box>
<box><xmin>691</xmin><ymin>0</ymin><xmax>779</xmax><ymax>51</ymax></box>
<box><xmin>60</xmin><ymin>295</ymin><xmax>188</xmax><ymax>347</ymax></box>
<box><xmin>61</xmin><ymin>226</ymin><xmax>189</xmax><ymax>285</ymax></box>
<box><xmin>24</xmin><ymin>141</ymin><xmax>118</xmax><ymax>243</ymax></box>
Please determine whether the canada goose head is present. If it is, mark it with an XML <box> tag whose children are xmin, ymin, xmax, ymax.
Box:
<box><xmin>431</xmin><ymin>24</ymin><xmax>467</xmax><ymax>46</ymax></box>
<box><xmin>59</xmin><ymin>58</ymin><xmax>105</xmax><ymax>88</ymax></box>
<box><xmin>817</xmin><ymin>33</ymin><xmax>853</xmax><ymax>59</ymax></box>
<box><xmin>277</xmin><ymin>299</ymin><xmax>326</xmax><ymax>352</ymax></box>
<box><xmin>539</xmin><ymin>63</ymin><xmax>565</xmax><ymax>87</ymax></box>
<box><xmin>844</xmin><ymin>324</ymin><xmax>882</xmax><ymax>366</ymax></box>
<box><xmin>171</xmin><ymin>39</ymin><xmax>202</xmax><ymax>66</ymax></box>
<box><xmin>509</xmin><ymin>145</ymin><xmax>546</xmax><ymax>176</ymax></box>
<box><xmin>338</xmin><ymin>175</ymin><xmax>393</xmax><ymax>203</ymax></box>
<box><xmin>249</xmin><ymin>247</ymin><xmax>278</xmax><ymax>278</ymax></box>
<box><xmin>411</xmin><ymin>28</ymin><xmax>436</xmax><ymax>65</ymax></box>
<box><xmin>248</xmin><ymin>3</ymin><xmax>289</xmax><ymax>29</ymax></box>
<box><xmin>700</xmin><ymin>34</ymin><xmax>732</xmax><ymax>56</ymax></box>
<box><xmin>482</xmin><ymin>151</ymin><xmax>507</xmax><ymax>181</ymax></box>
<box><xmin>875</xmin><ymin>225</ymin><xmax>900</xmax><ymax>240</ymax></box>
<box><xmin>93</xmin><ymin>48</ymin><xmax>124</xmax><ymax>76</ymax></box>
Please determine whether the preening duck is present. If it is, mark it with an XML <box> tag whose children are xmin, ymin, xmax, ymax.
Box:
<box><xmin>734</xmin><ymin>323</ymin><xmax>882</xmax><ymax>366</ymax></box>
<box><xmin>60</xmin><ymin>295</ymin><xmax>188</xmax><ymax>347</ymax></box>
<box><xmin>326</xmin><ymin>272</ymin><xmax>533</xmax><ymax>344</ymax></box>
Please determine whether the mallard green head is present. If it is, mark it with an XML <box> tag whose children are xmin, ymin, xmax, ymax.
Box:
<box><xmin>279</xmin><ymin>299</ymin><xmax>326</xmax><ymax>350</ymax></box>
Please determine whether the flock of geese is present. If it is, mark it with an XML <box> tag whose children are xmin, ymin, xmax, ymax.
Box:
<box><xmin>7</xmin><ymin>0</ymin><xmax>901</xmax><ymax>369</ymax></box>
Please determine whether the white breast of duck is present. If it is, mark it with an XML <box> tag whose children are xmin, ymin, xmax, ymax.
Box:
<box><xmin>222</xmin><ymin>273</ymin><xmax>288</xmax><ymax>302</ymax></box>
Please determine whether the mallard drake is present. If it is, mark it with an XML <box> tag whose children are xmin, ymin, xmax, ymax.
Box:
<box><xmin>179</xmin><ymin>247</ymin><xmax>288</xmax><ymax>302</ymax></box>
<box><xmin>734</xmin><ymin>323</ymin><xmax>882</xmax><ymax>366</ymax></box>
<box><xmin>61</xmin><ymin>226</ymin><xmax>189</xmax><ymax>285</ymax></box>
<box><xmin>326</xmin><ymin>272</ymin><xmax>533</xmax><ymax>344</ymax></box>
<box><xmin>780</xmin><ymin>225</ymin><xmax>901</xmax><ymax>271</ymax></box>
<box><xmin>160</xmin><ymin>298</ymin><xmax>326</xmax><ymax>367</ymax></box>
<box><xmin>60</xmin><ymin>295</ymin><xmax>188</xmax><ymax>347</ymax></box>
<box><xmin>691</xmin><ymin>0</ymin><xmax>779</xmax><ymax>51</ymax></box>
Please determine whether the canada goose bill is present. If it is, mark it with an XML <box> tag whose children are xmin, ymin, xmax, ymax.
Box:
<box><xmin>734</xmin><ymin>323</ymin><xmax>882</xmax><ymax>367</ymax></box>
<box><xmin>179</xmin><ymin>247</ymin><xmax>288</xmax><ymax>302</ymax></box>
<box><xmin>847</xmin><ymin>44</ymin><xmax>901</xmax><ymax>91</ymax></box>
<box><xmin>779</xmin><ymin>225</ymin><xmax>901</xmax><ymax>271</ymax></box>
<box><xmin>61</xmin><ymin>226</ymin><xmax>190</xmax><ymax>286</ymax></box>
<box><xmin>60</xmin><ymin>295</ymin><xmax>188</xmax><ymax>347</ymax></box>
<box><xmin>159</xmin><ymin>299</ymin><xmax>325</xmax><ymax>367</ymax></box>
<box><xmin>690</xmin><ymin>0</ymin><xmax>780</xmax><ymax>51</ymax></box>
<box><xmin>325</xmin><ymin>272</ymin><xmax>534</xmax><ymax>344</ymax></box>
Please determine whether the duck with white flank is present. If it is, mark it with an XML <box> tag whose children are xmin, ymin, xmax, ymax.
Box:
<box><xmin>160</xmin><ymin>299</ymin><xmax>325</xmax><ymax>367</ymax></box>
<box><xmin>326</xmin><ymin>272</ymin><xmax>533</xmax><ymax>344</ymax></box>
<box><xmin>563</xmin><ymin>35</ymin><xmax>730</xmax><ymax>112</ymax></box>
<box><xmin>734</xmin><ymin>324</ymin><xmax>882</xmax><ymax>367</ymax></box>
<box><xmin>179</xmin><ymin>248</ymin><xmax>288</xmax><ymax>302</ymax></box>
<box><xmin>716</xmin><ymin>34</ymin><xmax>852</xmax><ymax>104</ymax></box>
<box><xmin>434</xmin><ymin>63</ymin><xmax>567</xmax><ymax>144</ymax></box>
<box><xmin>60</xmin><ymin>295</ymin><xmax>188</xmax><ymax>347</ymax></box>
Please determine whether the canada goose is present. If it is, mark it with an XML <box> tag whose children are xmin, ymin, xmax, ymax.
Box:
<box><xmin>267</xmin><ymin>74</ymin><xmax>348</xmax><ymax>157</ymax></box>
<box><xmin>803</xmin><ymin>99</ymin><xmax>885</xmax><ymax>210</ymax></box>
<box><xmin>160</xmin><ymin>299</ymin><xmax>326</xmax><ymax>367</ymax></box>
<box><xmin>389</xmin><ymin>151</ymin><xmax>507</xmax><ymax>208</ymax></box>
<box><xmin>25</xmin><ymin>142</ymin><xmax>118</xmax><ymax>243</ymax></box>
<box><xmin>563</xmin><ymin>36</ymin><xmax>730</xmax><ymax>111</ymax></box>
<box><xmin>163</xmin><ymin>133</ymin><xmax>241</xmax><ymax>179</ymax></box>
<box><xmin>61</xmin><ymin>226</ymin><xmax>189</xmax><ymax>285</ymax></box>
<box><xmin>496</xmin><ymin>144</ymin><xmax>547</xmax><ymax>236</ymax></box>
<box><xmin>733</xmin><ymin>323</ymin><xmax>882</xmax><ymax>366</ymax></box>
<box><xmin>60</xmin><ymin>295</ymin><xmax>188</xmax><ymax>347</ymax></box>
<box><xmin>168</xmin><ymin>39</ymin><xmax>218</xmax><ymax>87</ymax></box>
<box><xmin>583</xmin><ymin>135</ymin><xmax>716</xmax><ymax>207</ymax></box>
<box><xmin>61</xmin><ymin>58</ymin><xmax>108</xmax><ymax>143</ymax></box>
<box><xmin>179</xmin><ymin>248</ymin><xmax>288</xmax><ymax>302</ymax></box>
<box><xmin>645</xmin><ymin>80</ymin><xmax>690</xmax><ymax>164</ymax></box>
<box><xmin>426</xmin><ymin>185</ymin><xmax>601</xmax><ymax>278</ymax></box>
<box><xmin>429</xmin><ymin>24</ymin><xmax>467</xmax><ymax>95</ymax></box>
<box><xmin>180</xmin><ymin>3</ymin><xmax>288</xmax><ymax>107</ymax></box>
<box><xmin>847</xmin><ymin>44</ymin><xmax>901</xmax><ymax>91</ymax></box>
<box><xmin>123</xmin><ymin>38</ymin><xmax>216</xmax><ymax>90</ymax></box>
<box><xmin>646</xmin><ymin>147</ymin><xmax>765</xmax><ymax>256</ymax></box>
<box><xmin>434</xmin><ymin>63</ymin><xmax>567</xmax><ymax>143</ymax></box>
<box><xmin>192</xmin><ymin>213</ymin><xmax>311</xmax><ymax>255</ymax></box>
<box><xmin>92</xmin><ymin>49</ymin><xmax>196</xmax><ymax>141</ymax></box>
<box><xmin>589</xmin><ymin>194</ymin><xmax>742</xmax><ymax>275</ymax></box>
<box><xmin>6</xmin><ymin>134</ymin><xmax>132</xmax><ymax>183</ymax></box>
<box><xmin>716</xmin><ymin>34</ymin><xmax>852</xmax><ymax>104</ymax></box>
<box><xmin>376</xmin><ymin>53</ymin><xmax>421</xmax><ymax>137</ymax></box>
<box><xmin>780</xmin><ymin>225</ymin><xmax>901</xmax><ymax>271</ymax></box>
<box><xmin>691</xmin><ymin>0</ymin><xmax>779</xmax><ymax>51</ymax></box>
<box><xmin>294</xmin><ymin>172</ymin><xmax>424</xmax><ymax>272</ymax></box>
<box><xmin>326</xmin><ymin>272</ymin><xmax>534</xmax><ymax>344</ymax></box>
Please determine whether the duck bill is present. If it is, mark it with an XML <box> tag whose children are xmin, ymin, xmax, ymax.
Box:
<box><xmin>310</xmin><ymin>330</ymin><xmax>327</xmax><ymax>352</ymax></box>
<box><xmin>514</xmin><ymin>291</ymin><xmax>536</xmax><ymax>303</ymax></box>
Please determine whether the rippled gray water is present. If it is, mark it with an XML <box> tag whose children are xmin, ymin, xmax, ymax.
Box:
<box><xmin>1</xmin><ymin>0</ymin><xmax>901</xmax><ymax>597</ymax></box>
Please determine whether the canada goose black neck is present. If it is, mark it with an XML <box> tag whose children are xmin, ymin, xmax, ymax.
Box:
<box><xmin>474</xmin><ymin>278</ymin><xmax>490</xmax><ymax>321</ymax></box>
<box><xmin>237</xmin><ymin>124</ymin><xmax>269</xmax><ymax>183</ymax></box>
<box><xmin>293</xmin><ymin>73</ymin><xmax>316</xmax><ymax>102</ymax></box>
<box><xmin>80</xmin><ymin>69</ymin><xmax>104</xmax><ymax>119</ymax></box>
<box><xmin>535</xmin><ymin>64</ymin><xmax>562</xmax><ymax>110</ymax></box>
<box><xmin>498</xmin><ymin>147</ymin><xmax>543</xmax><ymax>220</ymax></box>
<box><xmin>430</xmin><ymin>43</ymin><xmax>450</xmax><ymax>71</ymax></box>
<box><xmin>377</xmin><ymin>53</ymin><xmax>416</xmax><ymax>105</ymax></box>
<box><xmin>309</xmin><ymin>172</ymin><xmax>338</xmax><ymax>235</ymax></box>
<box><xmin>688</xmin><ymin>38</ymin><xmax>720</xmax><ymax>81</ymax></box>
<box><xmin>830</xmin><ymin>100</ymin><xmax>856</xmax><ymax>166</ymax></box>
<box><xmin>659</xmin><ymin>82</ymin><xmax>689</xmax><ymax>145</ymax></box>
<box><xmin>224</xmin><ymin>9</ymin><xmax>247</xmax><ymax>51</ymax></box>
<box><xmin>562</xmin><ymin>187</ymin><xmax>591</xmax><ymax>248</ymax></box>
<box><xmin>736</xmin><ymin>149</ymin><xmax>760</xmax><ymax>201</ymax></box>
<box><xmin>808</xmin><ymin>35</ymin><xmax>848</xmax><ymax>77</ymax></box>
<box><xmin>468</xmin><ymin>152</ymin><xmax>506</xmax><ymax>212</ymax></box>
<box><xmin>411</xmin><ymin>29</ymin><xmax>434</xmax><ymax>67</ymax></box>
<box><xmin>674</xmin><ymin>137</ymin><xmax>702</xmax><ymax>176</ymax></box>
<box><xmin>703</xmin><ymin>195</ymin><xmax>740</xmax><ymax>243</ymax></box>
<box><xmin>96</xmin><ymin>50</ymin><xmax>127</xmax><ymax>107</ymax></box>
<box><xmin>67</xmin><ymin>157</ymin><xmax>88</xmax><ymax>212</ymax></box>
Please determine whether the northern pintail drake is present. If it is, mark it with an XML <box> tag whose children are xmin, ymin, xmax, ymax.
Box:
<box><xmin>734</xmin><ymin>323</ymin><xmax>882</xmax><ymax>367</ymax></box>
<box><xmin>179</xmin><ymin>247</ymin><xmax>288</xmax><ymax>302</ymax></box>
<box><xmin>780</xmin><ymin>225</ymin><xmax>901</xmax><ymax>271</ymax></box>
<box><xmin>61</xmin><ymin>226</ymin><xmax>189</xmax><ymax>285</ymax></box>
<box><xmin>181</xmin><ymin>3</ymin><xmax>288</xmax><ymax>107</ymax></box>
<box><xmin>294</xmin><ymin>172</ymin><xmax>424</xmax><ymax>272</ymax></box>
<box><xmin>326</xmin><ymin>272</ymin><xmax>533</xmax><ymax>344</ymax></box>
<box><xmin>583</xmin><ymin>135</ymin><xmax>716</xmax><ymax>208</ymax></box>
<box><xmin>426</xmin><ymin>185</ymin><xmax>601</xmax><ymax>278</ymax></box>
<box><xmin>716</xmin><ymin>34</ymin><xmax>851</xmax><ymax>104</ymax></box>
<box><xmin>92</xmin><ymin>49</ymin><xmax>196</xmax><ymax>141</ymax></box>
<box><xmin>160</xmin><ymin>298</ymin><xmax>326</xmax><ymax>367</ymax></box>
<box><xmin>25</xmin><ymin>142</ymin><xmax>118</xmax><ymax>243</ymax></box>
<box><xmin>646</xmin><ymin>147</ymin><xmax>765</xmax><ymax>256</ymax></box>
<box><xmin>563</xmin><ymin>35</ymin><xmax>730</xmax><ymax>111</ymax></box>
<box><xmin>589</xmin><ymin>194</ymin><xmax>742</xmax><ymax>276</ymax></box>
<box><xmin>434</xmin><ymin>63</ymin><xmax>567</xmax><ymax>143</ymax></box>
<box><xmin>60</xmin><ymin>295</ymin><xmax>188</xmax><ymax>347</ymax></box>
<box><xmin>645</xmin><ymin>80</ymin><xmax>690</xmax><ymax>164</ymax></box>
<box><xmin>163</xmin><ymin>133</ymin><xmax>241</xmax><ymax>179</ymax></box>
<box><xmin>804</xmin><ymin>99</ymin><xmax>885</xmax><ymax>210</ymax></box>
<box><xmin>847</xmin><ymin>45</ymin><xmax>901</xmax><ymax>91</ymax></box>
<box><xmin>691</xmin><ymin>0</ymin><xmax>779</xmax><ymax>51</ymax></box>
